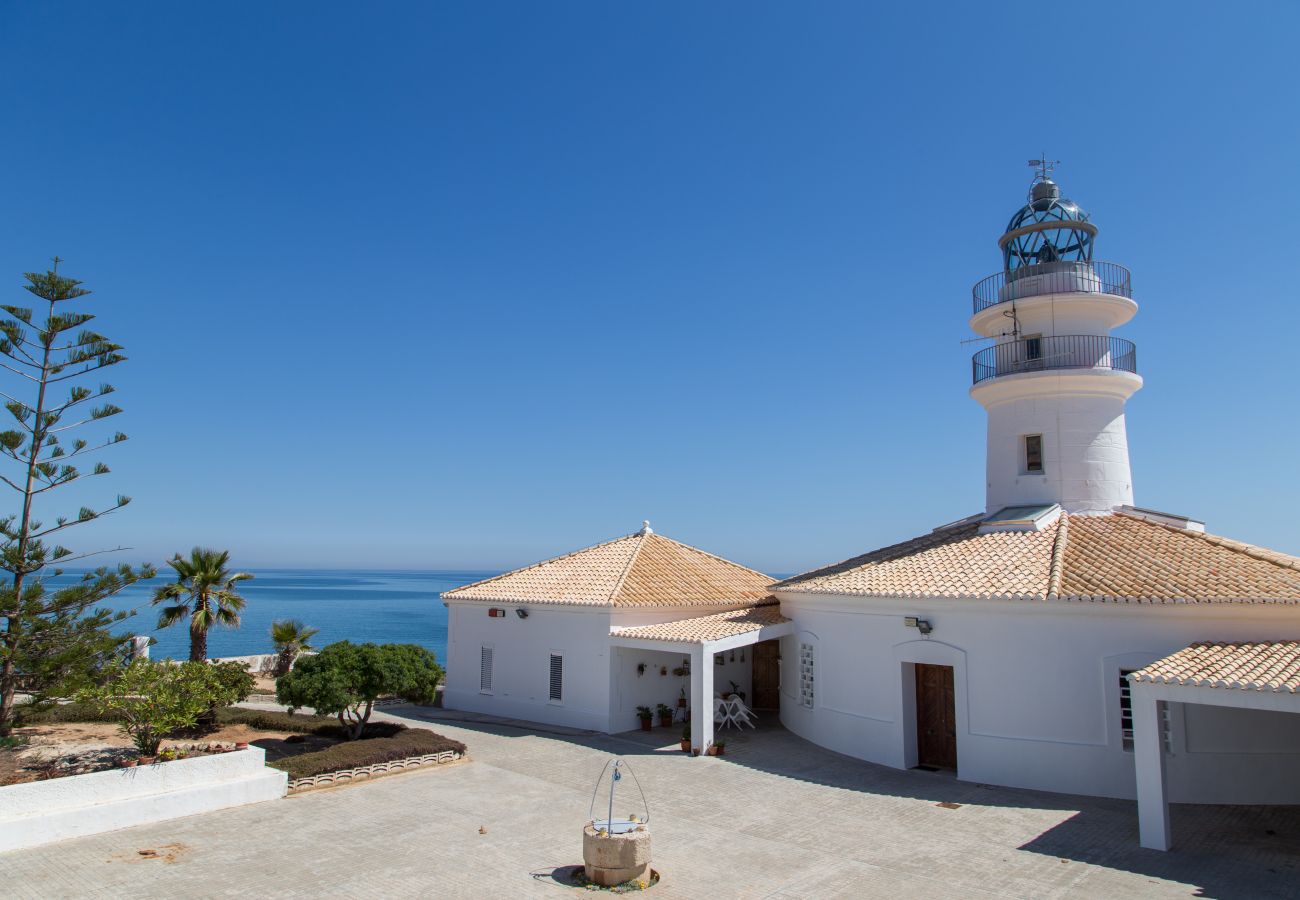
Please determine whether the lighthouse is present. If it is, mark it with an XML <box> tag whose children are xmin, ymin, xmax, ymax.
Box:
<box><xmin>969</xmin><ymin>160</ymin><xmax>1142</xmax><ymax>515</ymax></box>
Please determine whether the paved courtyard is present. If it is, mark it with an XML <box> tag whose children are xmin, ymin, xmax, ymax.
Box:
<box><xmin>3</xmin><ymin>706</ymin><xmax>1298</xmax><ymax>899</ymax></box>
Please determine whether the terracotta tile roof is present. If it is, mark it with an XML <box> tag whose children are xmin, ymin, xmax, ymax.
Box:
<box><xmin>774</xmin><ymin>512</ymin><xmax>1300</xmax><ymax>604</ymax></box>
<box><xmin>772</xmin><ymin>516</ymin><xmax>1058</xmax><ymax>600</ymax></box>
<box><xmin>442</xmin><ymin>528</ymin><xmax>774</xmax><ymax>608</ymax></box>
<box><xmin>1129</xmin><ymin>642</ymin><xmax>1300</xmax><ymax>693</ymax></box>
<box><xmin>611</xmin><ymin>602</ymin><xmax>789</xmax><ymax>643</ymax></box>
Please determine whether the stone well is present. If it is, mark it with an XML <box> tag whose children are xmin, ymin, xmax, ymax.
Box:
<box><xmin>582</xmin><ymin>823</ymin><xmax>651</xmax><ymax>887</ymax></box>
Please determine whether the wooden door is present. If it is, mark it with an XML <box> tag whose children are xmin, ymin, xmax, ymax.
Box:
<box><xmin>915</xmin><ymin>664</ymin><xmax>957</xmax><ymax>770</ymax></box>
<box><xmin>751</xmin><ymin>640</ymin><xmax>780</xmax><ymax>710</ymax></box>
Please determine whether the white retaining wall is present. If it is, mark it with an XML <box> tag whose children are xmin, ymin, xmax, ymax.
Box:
<box><xmin>0</xmin><ymin>747</ymin><xmax>287</xmax><ymax>853</ymax></box>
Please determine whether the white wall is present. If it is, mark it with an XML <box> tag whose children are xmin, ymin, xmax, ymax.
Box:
<box><xmin>975</xmin><ymin>372</ymin><xmax>1139</xmax><ymax>514</ymax></box>
<box><xmin>610</xmin><ymin>647</ymin><xmax>690</xmax><ymax>733</ymax></box>
<box><xmin>778</xmin><ymin>591</ymin><xmax>1300</xmax><ymax>803</ymax></box>
<box><xmin>0</xmin><ymin>748</ymin><xmax>286</xmax><ymax>853</ymax></box>
<box><xmin>969</xmin><ymin>291</ymin><xmax>1137</xmax><ymax>339</ymax></box>
<box><xmin>443</xmin><ymin>601</ymin><xmax>613</xmax><ymax>731</ymax></box>
<box><xmin>711</xmin><ymin>647</ymin><xmax>753</xmax><ymax>703</ymax></box>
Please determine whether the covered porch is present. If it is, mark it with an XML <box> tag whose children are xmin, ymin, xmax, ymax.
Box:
<box><xmin>609</xmin><ymin>604</ymin><xmax>792</xmax><ymax>755</ymax></box>
<box><xmin>1129</xmin><ymin>641</ymin><xmax>1300</xmax><ymax>850</ymax></box>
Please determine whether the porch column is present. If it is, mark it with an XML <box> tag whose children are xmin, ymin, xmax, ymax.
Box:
<box><xmin>689</xmin><ymin>644</ymin><xmax>714</xmax><ymax>755</ymax></box>
<box><xmin>1133</xmin><ymin>691</ymin><xmax>1171</xmax><ymax>850</ymax></box>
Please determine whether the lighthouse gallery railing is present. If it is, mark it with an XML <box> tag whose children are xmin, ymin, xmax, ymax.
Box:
<box><xmin>972</xmin><ymin>335</ymin><xmax>1137</xmax><ymax>385</ymax></box>
<box><xmin>972</xmin><ymin>260</ymin><xmax>1132</xmax><ymax>314</ymax></box>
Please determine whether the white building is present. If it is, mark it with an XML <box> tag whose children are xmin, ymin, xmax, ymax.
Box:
<box><xmin>442</xmin><ymin>165</ymin><xmax>1300</xmax><ymax>850</ymax></box>
<box><xmin>441</xmin><ymin>523</ymin><xmax>792</xmax><ymax>750</ymax></box>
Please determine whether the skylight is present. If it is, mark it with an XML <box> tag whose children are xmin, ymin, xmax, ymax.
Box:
<box><xmin>980</xmin><ymin>504</ymin><xmax>1061</xmax><ymax>533</ymax></box>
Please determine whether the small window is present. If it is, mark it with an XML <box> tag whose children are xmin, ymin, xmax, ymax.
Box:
<box><xmin>1119</xmin><ymin>670</ymin><xmax>1134</xmax><ymax>750</ymax></box>
<box><xmin>1120</xmin><ymin>670</ymin><xmax>1170</xmax><ymax>752</ymax></box>
<box><xmin>1024</xmin><ymin>434</ymin><xmax>1043</xmax><ymax>473</ymax></box>
<box><xmin>1024</xmin><ymin>334</ymin><xmax>1042</xmax><ymax>361</ymax></box>
<box><xmin>799</xmin><ymin>642</ymin><xmax>815</xmax><ymax>709</ymax></box>
<box><xmin>480</xmin><ymin>646</ymin><xmax>494</xmax><ymax>694</ymax></box>
<box><xmin>549</xmin><ymin>653</ymin><xmax>563</xmax><ymax>703</ymax></box>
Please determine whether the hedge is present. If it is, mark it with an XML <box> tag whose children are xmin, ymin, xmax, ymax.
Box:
<box><xmin>267</xmin><ymin>728</ymin><xmax>466</xmax><ymax>780</ymax></box>
<box><xmin>20</xmin><ymin>701</ymin><xmax>119</xmax><ymax>725</ymax></box>
<box><xmin>20</xmin><ymin>703</ymin><xmax>406</xmax><ymax>741</ymax></box>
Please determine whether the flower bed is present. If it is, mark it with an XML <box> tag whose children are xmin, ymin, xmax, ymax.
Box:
<box><xmin>268</xmin><ymin>728</ymin><xmax>465</xmax><ymax>781</ymax></box>
<box><xmin>5</xmin><ymin>703</ymin><xmax>464</xmax><ymax>796</ymax></box>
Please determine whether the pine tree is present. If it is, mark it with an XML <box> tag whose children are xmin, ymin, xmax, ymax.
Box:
<box><xmin>0</xmin><ymin>260</ymin><xmax>153</xmax><ymax>735</ymax></box>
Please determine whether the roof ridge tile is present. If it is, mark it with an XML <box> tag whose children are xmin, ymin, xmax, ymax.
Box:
<box><xmin>606</xmin><ymin>530</ymin><xmax>649</xmax><ymax>605</ymax></box>
<box><xmin>1046</xmin><ymin>513</ymin><xmax>1068</xmax><ymax>600</ymax></box>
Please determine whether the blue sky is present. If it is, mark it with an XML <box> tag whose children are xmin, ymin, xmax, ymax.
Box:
<box><xmin>1</xmin><ymin>2</ymin><xmax>1297</xmax><ymax>574</ymax></box>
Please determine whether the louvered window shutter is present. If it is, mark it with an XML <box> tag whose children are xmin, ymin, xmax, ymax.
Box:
<box><xmin>549</xmin><ymin>653</ymin><xmax>563</xmax><ymax>702</ymax></box>
<box><xmin>480</xmin><ymin>646</ymin><xmax>494</xmax><ymax>693</ymax></box>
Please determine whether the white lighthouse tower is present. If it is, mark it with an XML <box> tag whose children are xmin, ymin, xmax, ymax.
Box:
<box><xmin>969</xmin><ymin>160</ymin><xmax>1142</xmax><ymax>515</ymax></box>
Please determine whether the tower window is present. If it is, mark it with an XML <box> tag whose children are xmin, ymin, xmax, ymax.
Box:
<box><xmin>1023</xmin><ymin>334</ymin><xmax>1042</xmax><ymax>362</ymax></box>
<box><xmin>1024</xmin><ymin>435</ymin><xmax>1043</xmax><ymax>473</ymax></box>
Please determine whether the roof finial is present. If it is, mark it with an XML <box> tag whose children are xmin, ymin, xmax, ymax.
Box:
<box><xmin>1028</xmin><ymin>153</ymin><xmax>1059</xmax><ymax>184</ymax></box>
<box><xmin>1027</xmin><ymin>154</ymin><xmax>1063</xmax><ymax>205</ymax></box>
<box><xmin>639</xmin><ymin>520</ymin><xmax>653</xmax><ymax>536</ymax></box>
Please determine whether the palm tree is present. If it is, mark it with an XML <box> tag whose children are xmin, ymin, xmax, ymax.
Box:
<box><xmin>152</xmin><ymin>548</ymin><xmax>253</xmax><ymax>661</ymax></box>
<box><xmin>270</xmin><ymin>619</ymin><xmax>319</xmax><ymax>677</ymax></box>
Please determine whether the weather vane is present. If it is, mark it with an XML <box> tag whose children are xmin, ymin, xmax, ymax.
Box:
<box><xmin>1028</xmin><ymin>153</ymin><xmax>1059</xmax><ymax>182</ymax></box>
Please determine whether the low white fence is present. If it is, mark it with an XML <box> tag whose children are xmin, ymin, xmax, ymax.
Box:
<box><xmin>287</xmin><ymin>749</ymin><xmax>463</xmax><ymax>792</ymax></box>
<box><xmin>0</xmin><ymin>747</ymin><xmax>287</xmax><ymax>853</ymax></box>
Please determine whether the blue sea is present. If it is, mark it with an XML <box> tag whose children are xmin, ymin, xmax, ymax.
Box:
<box><xmin>48</xmin><ymin>569</ymin><xmax>497</xmax><ymax>663</ymax></box>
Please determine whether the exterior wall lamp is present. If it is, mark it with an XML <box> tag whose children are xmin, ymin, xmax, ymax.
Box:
<box><xmin>515</xmin><ymin>608</ymin><xmax>529</xmax><ymax>619</ymax></box>
<box><xmin>904</xmin><ymin>616</ymin><xmax>933</xmax><ymax>635</ymax></box>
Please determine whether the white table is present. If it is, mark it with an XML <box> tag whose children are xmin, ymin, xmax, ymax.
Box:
<box><xmin>713</xmin><ymin>696</ymin><xmax>756</xmax><ymax>729</ymax></box>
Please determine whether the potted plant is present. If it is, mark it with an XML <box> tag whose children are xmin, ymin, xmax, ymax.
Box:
<box><xmin>676</xmin><ymin>687</ymin><xmax>687</xmax><ymax>709</ymax></box>
<box><xmin>680</xmin><ymin>722</ymin><xmax>691</xmax><ymax>753</ymax></box>
<box><xmin>656</xmin><ymin>703</ymin><xmax>673</xmax><ymax>727</ymax></box>
<box><xmin>636</xmin><ymin>706</ymin><xmax>653</xmax><ymax>732</ymax></box>
<box><xmin>713</xmin><ymin>739</ymin><xmax>726</xmax><ymax>757</ymax></box>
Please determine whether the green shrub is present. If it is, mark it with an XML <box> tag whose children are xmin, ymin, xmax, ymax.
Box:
<box><xmin>214</xmin><ymin>707</ymin><xmax>337</xmax><ymax>733</ymax></box>
<box><xmin>216</xmin><ymin>706</ymin><xmax>406</xmax><ymax>741</ymax></box>
<box><xmin>19</xmin><ymin>700</ymin><xmax>121</xmax><ymax>725</ymax></box>
<box><xmin>267</xmin><ymin>727</ymin><xmax>465</xmax><ymax>780</ymax></box>
<box><xmin>17</xmin><ymin>702</ymin><xmax>407</xmax><ymax>743</ymax></box>
<box><xmin>207</xmin><ymin>661</ymin><xmax>256</xmax><ymax>706</ymax></box>
<box><xmin>76</xmin><ymin>660</ymin><xmax>236</xmax><ymax>755</ymax></box>
<box><xmin>277</xmin><ymin>642</ymin><xmax>442</xmax><ymax>739</ymax></box>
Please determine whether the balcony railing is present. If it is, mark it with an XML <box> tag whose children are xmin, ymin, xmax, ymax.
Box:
<box><xmin>972</xmin><ymin>260</ymin><xmax>1132</xmax><ymax>314</ymax></box>
<box><xmin>972</xmin><ymin>334</ymin><xmax>1137</xmax><ymax>385</ymax></box>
